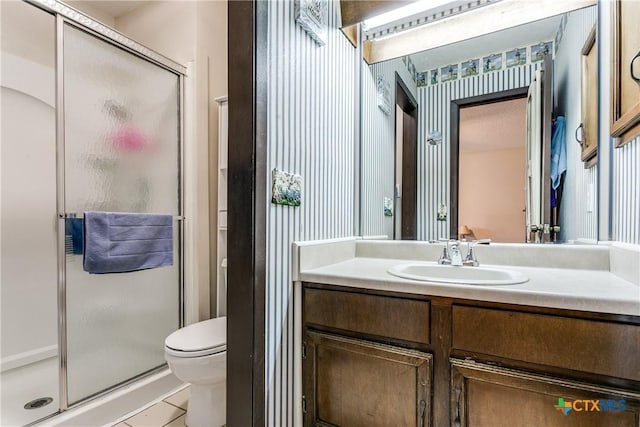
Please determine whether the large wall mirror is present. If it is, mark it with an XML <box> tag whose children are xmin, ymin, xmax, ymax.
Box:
<box><xmin>358</xmin><ymin>0</ymin><xmax>598</xmax><ymax>244</ymax></box>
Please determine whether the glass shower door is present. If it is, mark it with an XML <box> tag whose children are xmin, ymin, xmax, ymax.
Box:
<box><xmin>63</xmin><ymin>24</ymin><xmax>181</xmax><ymax>404</ymax></box>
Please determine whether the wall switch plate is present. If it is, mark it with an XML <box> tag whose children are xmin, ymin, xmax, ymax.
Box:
<box><xmin>587</xmin><ymin>183</ymin><xmax>595</xmax><ymax>213</ymax></box>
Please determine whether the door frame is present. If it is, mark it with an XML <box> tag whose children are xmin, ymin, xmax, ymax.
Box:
<box><xmin>449</xmin><ymin>87</ymin><xmax>530</xmax><ymax>240</ymax></box>
<box><xmin>395</xmin><ymin>72</ymin><xmax>418</xmax><ymax>240</ymax></box>
<box><xmin>227</xmin><ymin>1</ymin><xmax>267</xmax><ymax>426</ymax></box>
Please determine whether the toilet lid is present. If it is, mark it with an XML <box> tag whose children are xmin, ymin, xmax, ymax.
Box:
<box><xmin>165</xmin><ymin>317</ymin><xmax>226</xmax><ymax>356</ymax></box>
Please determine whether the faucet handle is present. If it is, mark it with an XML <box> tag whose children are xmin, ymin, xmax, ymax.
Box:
<box><xmin>462</xmin><ymin>240</ymin><xmax>487</xmax><ymax>266</ymax></box>
<box><xmin>437</xmin><ymin>239</ymin><xmax>451</xmax><ymax>264</ymax></box>
<box><xmin>464</xmin><ymin>244</ymin><xmax>479</xmax><ymax>266</ymax></box>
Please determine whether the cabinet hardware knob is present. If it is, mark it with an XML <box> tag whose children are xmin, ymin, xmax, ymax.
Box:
<box><xmin>454</xmin><ymin>385</ymin><xmax>462</xmax><ymax>427</ymax></box>
<box><xmin>575</xmin><ymin>123</ymin><xmax>584</xmax><ymax>146</ymax></box>
<box><xmin>419</xmin><ymin>399</ymin><xmax>426</xmax><ymax>426</ymax></box>
<box><xmin>631</xmin><ymin>49</ymin><xmax>640</xmax><ymax>83</ymax></box>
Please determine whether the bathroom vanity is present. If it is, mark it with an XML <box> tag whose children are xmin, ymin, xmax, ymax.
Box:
<box><xmin>294</xmin><ymin>239</ymin><xmax>640</xmax><ymax>427</ymax></box>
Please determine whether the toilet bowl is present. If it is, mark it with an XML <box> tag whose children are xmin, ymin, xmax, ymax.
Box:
<box><xmin>165</xmin><ymin>317</ymin><xmax>226</xmax><ymax>427</ymax></box>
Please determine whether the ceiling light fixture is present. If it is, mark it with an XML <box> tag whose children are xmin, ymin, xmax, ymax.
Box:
<box><xmin>362</xmin><ymin>0</ymin><xmax>455</xmax><ymax>31</ymax></box>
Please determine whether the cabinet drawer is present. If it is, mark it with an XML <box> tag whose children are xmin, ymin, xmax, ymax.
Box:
<box><xmin>304</xmin><ymin>287</ymin><xmax>430</xmax><ymax>345</ymax></box>
<box><xmin>452</xmin><ymin>306</ymin><xmax>640</xmax><ymax>381</ymax></box>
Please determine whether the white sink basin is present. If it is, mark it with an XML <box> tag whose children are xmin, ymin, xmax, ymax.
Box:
<box><xmin>387</xmin><ymin>263</ymin><xmax>528</xmax><ymax>285</ymax></box>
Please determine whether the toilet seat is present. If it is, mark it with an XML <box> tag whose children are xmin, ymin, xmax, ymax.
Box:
<box><xmin>165</xmin><ymin>317</ymin><xmax>226</xmax><ymax>358</ymax></box>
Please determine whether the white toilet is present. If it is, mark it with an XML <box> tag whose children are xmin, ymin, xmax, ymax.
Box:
<box><xmin>165</xmin><ymin>317</ymin><xmax>226</xmax><ymax>427</ymax></box>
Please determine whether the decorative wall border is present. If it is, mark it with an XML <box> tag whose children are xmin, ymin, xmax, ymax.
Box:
<box><xmin>415</xmin><ymin>40</ymin><xmax>553</xmax><ymax>87</ymax></box>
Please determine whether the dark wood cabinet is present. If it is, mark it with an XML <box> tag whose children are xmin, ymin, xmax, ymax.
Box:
<box><xmin>304</xmin><ymin>286</ymin><xmax>430</xmax><ymax>347</ymax></box>
<box><xmin>301</xmin><ymin>283</ymin><xmax>640</xmax><ymax>427</ymax></box>
<box><xmin>611</xmin><ymin>0</ymin><xmax>640</xmax><ymax>144</ymax></box>
<box><xmin>451</xmin><ymin>360</ymin><xmax>640</xmax><ymax>427</ymax></box>
<box><xmin>451</xmin><ymin>305</ymin><xmax>640</xmax><ymax>381</ymax></box>
<box><xmin>580</xmin><ymin>24</ymin><xmax>598</xmax><ymax>163</ymax></box>
<box><xmin>303</xmin><ymin>331</ymin><xmax>432</xmax><ymax>427</ymax></box>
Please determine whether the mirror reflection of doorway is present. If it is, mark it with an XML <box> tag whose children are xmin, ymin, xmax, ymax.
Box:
<box><xmin>394</xmin><ymin>104</ymin><xmax>403</xmax><ymax>239</ymax></box>
<box><xmin>394</xmin><ymin>74</ymin><xmax>418</xmax><ymax>240</ymax></box>
<box><xmin>458</xmin><ymin>97</ymin><xmax>527</xmax><ymax>242</ymax></box>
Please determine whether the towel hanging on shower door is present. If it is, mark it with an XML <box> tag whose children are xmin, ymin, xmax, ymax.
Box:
<box><xmin>83</xmin><ymin>211</ymin><xmax>173</xmax><ymax>274</ymax></box>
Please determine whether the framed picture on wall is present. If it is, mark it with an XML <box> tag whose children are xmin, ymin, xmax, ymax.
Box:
<box><xmin>441</xmin><ymin>64</ymin><xmax>458</xmax><ymax>82</ymax></box>
<box><xmin>531</xmin><ymin>41</ymin><xmax>553</xmax><ymax>62</ymax></box>
<box><xmin>295</xmin><ymin>0</ymin><xmax>328</xmax><ymax>46</ymax></box>
<box><xmin>430</xmin><ymin>69</ymin><xmax>439</xmax><ymax>84</ymax></box>
<box><xmin>376</xmin><ymin>74</ymin><xmax>391</xmax><ymax>115</ymax></box>
<box><xmin>506</xmin><ymin>47</ymin><xmax>526</xmax><ymax>67</ymax></box>
<box><xmin>482</xmin><ymin>53</ymin><xmax>502</xmax><ymax>72</ymax></box>
<box><xmin>416</xmin><ymin>72</ymin><xmax>428</xmax><ymax>87</ymax></box>
<box><xmin>461</xmin><ymin>59</ymin><xmax>479</xmax><ymax>78</ymax></box>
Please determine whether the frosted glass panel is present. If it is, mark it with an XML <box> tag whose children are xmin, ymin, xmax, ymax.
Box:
<box><xmin>0</xmin><ymin>2</ymin><xmax>58</xmax><ymax>425</ymax></box>
<box><xmin>63</xmin><ymin>25</ymin><xmax>181</xmax><ymax>404</ymax></box>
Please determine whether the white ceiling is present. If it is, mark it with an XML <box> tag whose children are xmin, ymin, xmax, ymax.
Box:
<box><xmin>459</xmin><ymin>97</ymin><xmax>527</xmax><ymax>152</ymax></box>
<box><xmin>71</xmin><ymin>1</ymin><xmax>145</xmax><ymax>19</ymax></box>
<box><xmin>410</xmin><ymin>13</ymin><xmax>562</xmax><ymax>72</ymax></box>
<box><xmin>1</xmin><ymin>0</ymin><xmax>56</xmax><ymax>68</ymax></box>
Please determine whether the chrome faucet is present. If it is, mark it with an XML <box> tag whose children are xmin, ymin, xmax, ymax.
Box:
<box><xmin>438</xmin><ymin>239</ymin><xmax>489</xmax><ymax>267</ymax></box>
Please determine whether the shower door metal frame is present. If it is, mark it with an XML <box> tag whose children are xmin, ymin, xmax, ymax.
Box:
<box><xmin>25</xmin><ymin>0</ymin><xmax>187</xmax><ymax>416</ymax></box>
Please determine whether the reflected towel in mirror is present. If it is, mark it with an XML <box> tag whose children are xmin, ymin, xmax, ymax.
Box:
<box><xmin>550</xmin><ymin>116</ymin><xmax>566</xmax><ymax>189</ymax></box>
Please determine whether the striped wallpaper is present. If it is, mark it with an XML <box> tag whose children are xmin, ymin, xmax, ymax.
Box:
<box><xmin>603</xmin><ymin>0</ymin><xmax>639</xmax><ymax>245</ymax></box>
<box><xmin>265</xmin><ymin>0</ymin><xmax>357</xmax><ymax>425</ymax></box>
<box><xmin>361</xmin><ymin>59</ymin><xmax>416</xmax><ymax>238</ymax></box>
<box><xmin>612</xmin><ymin>136</ymin><xmax>640</xmax><ymax>244</ymax></box>
<box><xmin>416</xmin><ymin>62</ymin><xmax>542</xmax><ymax>241</ymax></box>
<box><xmin>553</xmin><ymin>6</ymin><xmax>598</xmax><ymax>242</ymax></box>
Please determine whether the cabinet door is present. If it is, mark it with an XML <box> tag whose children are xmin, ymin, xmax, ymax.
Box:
<box><xmin>451</xmin><ymin>360</ymin><xmax>640</xmax><ymax>427</ymax></box>
<box><xmin>611</xmin><ymin>0</ymin><xmax>640</xmax><ymax>144</ymax></box>
<box><xmin>581</xmin><ymin>25</ymin><xmax>598</xmax><ymax>163</ymax></box>
<box><xmin>304</xmin><ymin>331</ymin><xmax>432</xmax><ymax>427</ymax></box>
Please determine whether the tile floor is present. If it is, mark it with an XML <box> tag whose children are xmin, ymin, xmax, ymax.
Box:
<box><xmin>112</xmin><ymin>386</ymin><xmax>190</xmax><ymax>427</ymax></box>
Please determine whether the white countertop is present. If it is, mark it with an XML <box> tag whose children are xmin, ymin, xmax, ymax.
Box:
<box><xmin>295</xmin><ymin>240</ymin><xmax>640</xmax><ymax>316</ymax></box>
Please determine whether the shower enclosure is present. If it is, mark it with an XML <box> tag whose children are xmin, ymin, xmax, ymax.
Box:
<box><xmin>1</xmin><ymin>1</ymin><xmax>185</xmax><ymax>425</ymax></box>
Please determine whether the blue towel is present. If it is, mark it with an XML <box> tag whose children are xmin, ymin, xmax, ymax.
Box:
<box><xmin>550</xmin><ymin>116</ymin><xmax>567</xmax><ymax>190</ymax></box>
<box><xmin>65</xmin><ymin>217</ymin><xmax>84</xmax><ymax>255</ymax></box>
<box><xmin>83</xmin><ymin>211</ymin><xmax>173</xmax><ymax>274</ymax></box>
